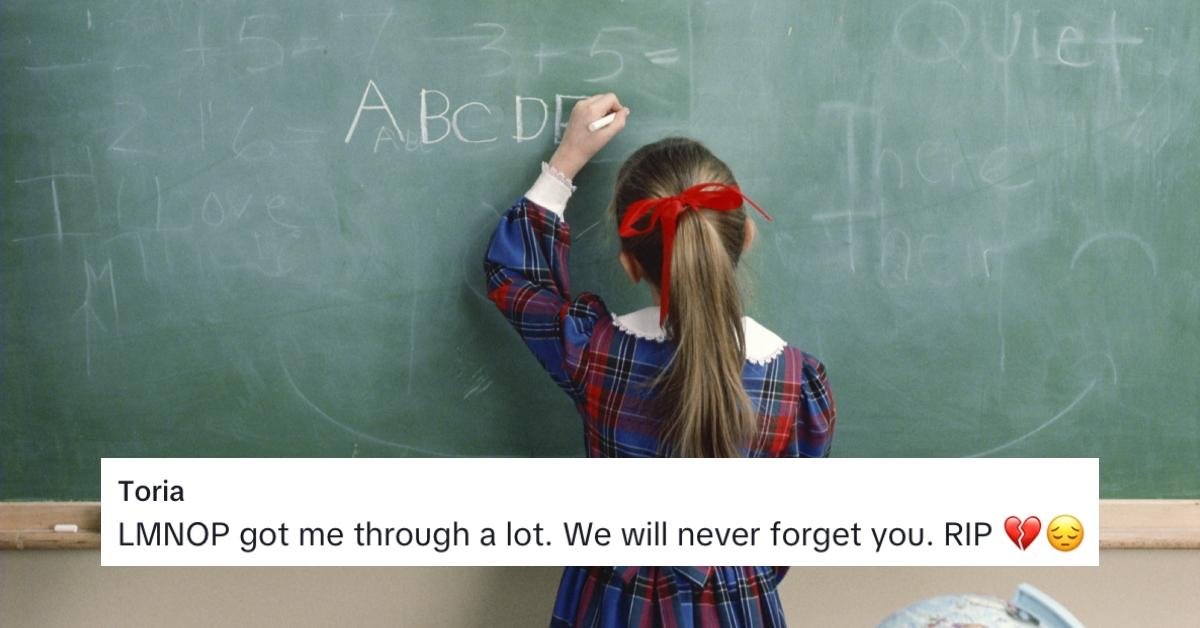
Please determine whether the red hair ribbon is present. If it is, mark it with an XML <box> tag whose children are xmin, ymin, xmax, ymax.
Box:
<box><xmin>618</xmin><ymin>183</ymin><xmax>773</xmax><ymax>325</ymax></box>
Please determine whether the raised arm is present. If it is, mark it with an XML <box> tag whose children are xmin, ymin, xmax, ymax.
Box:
<box><xmin>483</xmin><ymin>94</ymin><xmax>630</xmax><ymax>396</ymax></box>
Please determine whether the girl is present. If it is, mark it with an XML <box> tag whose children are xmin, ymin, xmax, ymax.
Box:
<box><xmin>485</xmin><ymin>93</ymin><xmax>836</xmax><ymax>627</ymax></box>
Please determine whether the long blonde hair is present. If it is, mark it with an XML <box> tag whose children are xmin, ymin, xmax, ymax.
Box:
<box><xmin>612</xmin><ymin>138</ymin><xmax>755</xmax><ymax>457</ymax></box>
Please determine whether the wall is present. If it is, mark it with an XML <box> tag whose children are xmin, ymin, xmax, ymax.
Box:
<box><xmin>2</xmin><ymin>551</ymin><xmax>1198</xmax><ymax>626</ymax></box>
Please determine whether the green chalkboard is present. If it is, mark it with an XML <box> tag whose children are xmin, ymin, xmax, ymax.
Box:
<box><xmin>3</xmin><ymin>1</ymin><xmax>1198</xmax><ymax>500</ymax></box>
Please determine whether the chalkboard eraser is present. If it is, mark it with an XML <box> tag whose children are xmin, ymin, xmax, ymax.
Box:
<box><xmin>54</xmin><ymin>524</ymin><xmax>79</xmax><ymax>533</ymax></box>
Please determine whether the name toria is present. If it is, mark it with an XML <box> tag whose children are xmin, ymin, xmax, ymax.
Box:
<box><xmin>118</xmin><ymin>521</ymin><xmax>230</xmax><ymax>546</ymax></box>
<box><xmin>119</xmin><ymin>480</ymin><xmax>184</xmax><ymax>502</ymax></box>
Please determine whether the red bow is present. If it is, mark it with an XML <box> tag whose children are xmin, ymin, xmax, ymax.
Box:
<box><xmin>618</xmin><ymin>183</ymin><xmax>772</xmax><ymax>325</ymax></box>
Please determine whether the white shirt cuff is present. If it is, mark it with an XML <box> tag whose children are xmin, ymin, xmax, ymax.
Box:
<box><xmin>524</xmin><ymin>162</ymin><xmax>576</xmax><ymax>217</ymax></box>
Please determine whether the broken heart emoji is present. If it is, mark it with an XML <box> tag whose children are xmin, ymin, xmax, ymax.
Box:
<box><xmin>1004</xmin><ymin>515</ymin><xmax>1041</xmax><ymax>550</ymax></box>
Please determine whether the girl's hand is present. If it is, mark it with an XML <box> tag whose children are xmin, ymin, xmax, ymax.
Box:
<box><xmin>548</xmin><ymin>93</ymin><xmax>630</xmax><ymax>180</ymax></box>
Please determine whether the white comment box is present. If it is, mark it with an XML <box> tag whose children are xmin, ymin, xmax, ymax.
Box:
<box><xmin>101</xmin><ymin>458</ymin><xmax>1098</xmax><ymax>566</ymax></box>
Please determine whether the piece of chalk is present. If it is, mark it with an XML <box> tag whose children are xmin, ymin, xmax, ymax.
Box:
<box><xmin>54</xmin><ymin>524</ymin><xmax>78</xmax><ymax>533</ymax></box>
<box><xmin>588</xmin><ymin>112</ymin><xmax>617</xmax><ymax>132</ymax></box>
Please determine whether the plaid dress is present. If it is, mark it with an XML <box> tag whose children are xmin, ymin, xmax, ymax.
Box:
<box><xmin>485</xmin><ymin>197</ymin><xmax>837</xmax><ymax>628</ymax></box>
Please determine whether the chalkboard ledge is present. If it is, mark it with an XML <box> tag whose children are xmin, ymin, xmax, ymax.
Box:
<box><xmin>1</xmin><ymin>501</ymin><xmax>1197</xmax><ymax>550</ymax></box>
<box><xmin>0</xmin><ymin>502</ymin><xmax>100</xmax><ymax>549</ymax></box>
<box><xmin>1100</xmin><ymin>500</ymin><xmax>1200</xmax><ymax>549</ymax></box>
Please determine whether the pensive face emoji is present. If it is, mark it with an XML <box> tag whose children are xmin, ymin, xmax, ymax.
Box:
<box><xmin>1046</xmin><ymin>515</ymin><xmax>1084</xmax><ymax>552</ymax></box>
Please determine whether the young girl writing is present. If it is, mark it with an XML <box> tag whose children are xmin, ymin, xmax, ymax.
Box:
<box><xmin>484</xmin><ymin>93</ymin><xmax>837</xmax><ymax>627</ymax></box>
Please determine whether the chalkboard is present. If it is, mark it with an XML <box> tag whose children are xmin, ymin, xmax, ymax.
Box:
<box><xmin>2</xmin><ymin>1</ymin><xmax>1198</xmax><ymax>500</ymax></box>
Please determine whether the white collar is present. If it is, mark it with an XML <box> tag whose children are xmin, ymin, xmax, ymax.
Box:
<box><xmin>611</xmin><ymin>307</ymin><xmax>787</xmax><ymax>366</ymax></box>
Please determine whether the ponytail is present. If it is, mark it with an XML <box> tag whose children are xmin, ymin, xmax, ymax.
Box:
<box><xmin>659</xmin><ymin>211</ymin><xmax>755</xmax><ymax>457</ymax></box>
<box><xmin>611</xmin><ymin>137</ymin><xmax>758</xmax><ymax>457</ymax></box>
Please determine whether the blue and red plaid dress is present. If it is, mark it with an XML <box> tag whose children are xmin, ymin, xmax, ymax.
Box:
<box><xmin>485</xmin><ymin>197</ymin><xmax>837</xmax><ymax>628</ymax></box>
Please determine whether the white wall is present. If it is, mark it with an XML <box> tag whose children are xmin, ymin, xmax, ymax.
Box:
<box><xmin>2</xmin><ymin>551</ymin><xmax>1198</xmax><ymax>626</ymax></box>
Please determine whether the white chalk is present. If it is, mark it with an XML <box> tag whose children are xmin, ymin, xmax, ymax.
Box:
<box><xmin>54</xmin><ymin>524</ymin><xmax>78</xmax><ymax>533</ymax></box>
<box><xmin>587</xmin><ymin>112</ymin><xmax>617</xmax><ymax>132</ymax></box>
